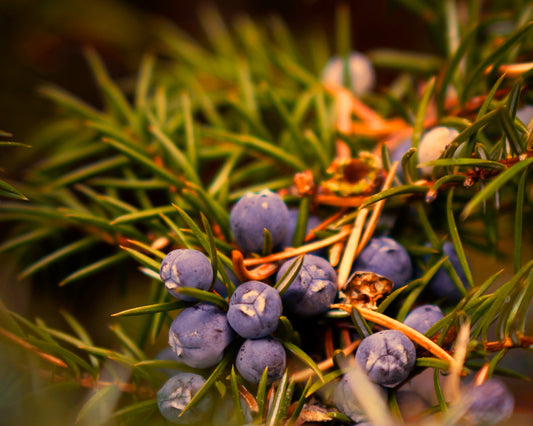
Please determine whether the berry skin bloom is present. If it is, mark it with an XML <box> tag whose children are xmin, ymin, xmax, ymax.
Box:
<box><xmin>355</xmin><ymin>330</ymin><xmax>416</xmax><ymax>388</ymax></box>
<box><xmin>227</xmin><ymin>280</ymin><xmax>283</xmax><ymax>338</ymax></box>
<box><xmin>160</xmin><ymin>249</ymin><xmax>213</xmax><ymax>301</ymax></box>
<box><xmin>463</xmin><ymin>378</ymin><xmax>514</xmax><ymax>425</ymax></box>
<box><xmin>276</xmin><ymin>254</ymin><xmax>337</xmax><ymax>317</ymax></box>
<box><xmin>168</xmin><ymin>303</ymin><xmax>235</xmax><ymax>369</ymax></box>
<box><xmin>352</xmin><ymin>236</ymin><xmax>413</xmax><ymax>289</ymax></box>
<box><xmin>417</xmin><ymin>126</ymin><xmax>460</xmax><ymax>176</ymax></box>
<box><xmin>157</xmin><ymin>372</ymin><xmax>214</xmax><ymax>424</ymax></box>
<box><xmin>229</xmin><ymin>189</ymin><xmax>289</xmax><ymax>254</ymax></box>
<box><xmin>236</xmin><ymin>336</ymin><xmax>286</xmax><ymax>384</ymax></box>
<box><xmin>321</xmin><ymin>52</ymin><xmax>376</xmax><ymax>95</ymax></box>
<box><xmin>403</xmin><ymin>304</ymin><xmax>444</xmax><ymax>335</ymax></box>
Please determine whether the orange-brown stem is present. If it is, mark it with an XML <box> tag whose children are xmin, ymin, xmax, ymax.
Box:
<box><xmin>0</xmin><ymin>326</ymin><xmax>68</xmax><ymax>369</ymax></box>
<box><xmin>232</xmin><ymin>250</ymin><xmax>279</xmax><ymax>282</ymax></box>
<box><xmin>43</xmin><ymin>370</ymin><xmax>155</xmax><ymax>398</ymax></box>
<box><xmin>241</xmin><ymin>227</ymin><xmax>352</xmax><ymax>268</ymax></box>
<box><xmin>330</xmin><ymin>304</ymin><xmax>456</xmax><ymax>366</ymax></box>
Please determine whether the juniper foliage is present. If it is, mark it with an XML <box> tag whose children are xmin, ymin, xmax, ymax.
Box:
<box><xmin>0</xmin><ymin>1</ymin><xmax>532</xmax><ymax>425</ymax></box>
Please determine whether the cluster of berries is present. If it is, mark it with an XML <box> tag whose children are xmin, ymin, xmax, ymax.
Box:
<box><xmin>155</xmin><ymin>52</ymin><xmax>516</xmax><ymax>424</ymax></box>
<box><xmin>155</xmin><ymin>187</ymin><xmax>511</xmax><ymax>424</ymax></box>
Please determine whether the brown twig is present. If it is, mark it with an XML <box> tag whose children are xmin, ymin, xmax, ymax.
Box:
<box><xmin>41</xmin><ymin>370</ymin><xmax>155</xmax><ymax>399</ymax></box>
<box><xmin>329</xmin><ymin>224</ymin><xmax>351</xmax><ymax>267</ymax></box>
<box><xmin>304</xmin><ymin>209</ymin><xmax>346</xmax><ymax>243</ymax></box>
<box><xmin>330</xmin><ymin>304</ymin><xmax>457</xmax><ymax>366</ymax></box>
<box><xmin>485</xmin><ymin>62</ymin><xmax>533</xmax><ymax>78</ymax></box>
<box><xmin>324</xmin><ymin>327</ymin><xmax>334</xmax><ymax>360</ymax></box>
<box><xmin>473</xmin><ymin>363</ymin><xmax>490</xmax><ymax>386</ymax></box>
<box><xmin>239</xmin><ymin>384</ymin><xmax>259</xmax><ymax>413</ymax></box>
<box><xmin>0</xmin><ymin>326</ymin><xmax>68</xmax><ymax>369</ymax></box>
<box><xmin>337</xmin><ymin>210</ymin><xmax>368</xmax><ymax>288</ymax></box>
<box><xmin>484</xmin><ymin>335</ymin><xmax>533</xmax><ymax>352</ymax></box>
<box><xmin>313</xmin><ymin>194</ymin><xmax>367</xmax><ymax>207</ymax></box>
<box><xmin>240</xmin><ymin>227</ymin><xmax>352</xmax><ymax>268</ymax></box>
<box><xmin>232</xmin><ymin>250</ymin><xmax>279</xmax><ymax>282</ymax></box>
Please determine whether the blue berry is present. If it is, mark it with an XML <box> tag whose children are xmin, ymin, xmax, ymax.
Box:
<box><xmin>278</xmin><ymin>209</ymin><xmax>323</xmax><ymax>254</ymax></box>
<box><xmin>464</xmin><ymin>378</ymin><xmax>514</xmax><ymax>425</ymax></box>
<box><xmin>227</xmin><ymin>281</ymin><xmax>282</xmax><ymax>338</ymax></box>
<box><xmin>352</xmin><ymin>237</ymin><xmax>413</xmax><ymax>289</ymax></box>
<box><xmin>160</xmin><ymin>249</ymin><xmax>213</xmax><ymax>301</ymax></box>
<box><xmin>391</xmin><ymin>137</ymin><xmax>416</xmax><ymax>181</ymax></box>
<box><xmin>402</xmin><ymin>367</ymin><xmax>447</xmax><ymax>406</ymax></box>
<box><xmin>403</xmin><ymin>304</ymin><xmax>444</xmax><ymax>335</ymax></box>
<box><xmin>230</xmin><ymin>189</ymin><xmax>290</xmax><ymax>253</ymax></box>
<box><xmin>334</xmin><ymin>370</ymin><xmax>387</xmax><ymax>423</ymax></box>
<box><xmin>155</xmin><ymin>347</ymin><xmax>180</xmax><ymax>377</ymax></box>
<box><xmin>396</xmin><ymin>390</ymin><xmax>430</xmax><ymax>421</ymax></box>
<box><xmin>417</xmin><ymin>126</ymin><xmax>459</xmax><ymax>176</ymax></box>
<box><xmin>157</xmin><ymin>372</ymin><xmax>214</xmax><ymax>424</ymax></box>
<box><xmin>321</xmin><ymin>52</ymin><xmax>375</xmax><ymax>95</ymax></box>
<box><xmin>516</xmin><ymin>105</ymin><xmax>533</xmax><ymax>128</ymax></box>
<box><xmin>169</xmin><ymin>303</ymin><xmax>234</xmax><ymax>369</ymax></box>
<box><xmin>236</xmin><ymin>337</ymin><xmax>286</xmax><ymax>384</ymax></box>
<box><xmin>425</xmin><ymin>241</ymin><xmax>470</xmax><ymax>301</ymax></box>
<box><xmin>355</xmin><ymin>330</ymin><xmax>416</xmax><ymax>388</ymax></box>
<box><xmin>276</xmin><ymin>254</ymin><xmax>337</xmax><ymax>317</ymax></box>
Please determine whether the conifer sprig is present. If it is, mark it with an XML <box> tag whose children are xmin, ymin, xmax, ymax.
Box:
<box><xmin>0</xmin><ymin>2</ymin><xmax>532</xmax><ymax>424</ymax></box>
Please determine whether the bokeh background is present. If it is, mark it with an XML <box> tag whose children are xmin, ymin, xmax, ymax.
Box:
<box><xmin>1</xmin><ymin>0</ymin><xmax>532</xmax><ymax>424</ymax></box>
<box><xmin>0</xmin><ymin>0</ymin><xmax>436</xmax><ymax>341</ymax></box>
<box><xmin>0</xmin><ymin>0</ymin><xmax>435</xmax><ymax>142</ymax></box>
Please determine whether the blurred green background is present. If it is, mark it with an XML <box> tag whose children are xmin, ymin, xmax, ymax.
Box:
<box><xmin>0</xmin><ymin>0</ymin><xmax>434</xmax><ymax>142</ymax></box>
<box><xmin>0</xmin><ymin>0</ymin><xmax>434</xmax><ymax>335</ymax></box>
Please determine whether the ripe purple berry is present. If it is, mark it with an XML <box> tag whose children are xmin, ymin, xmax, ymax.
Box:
<box><xmin>227</xmin><ymin>280</ymin><xmax>282</xmax><ymax>338</ymax></box>
<box><xmin>157</xmin><ymin>372</ymin><xmax>214</xmax><ymax>424</ymax></box>
<box><xmin>464</xmin><ymin>378</ymin><xmax>514</xmax><ymax>425</ymax></box>
<box><xmin>403</xmin><ymin>304</ymin><xmax>444</xmax><ymax>335</ymax></box>
<box><xmin>425</xmin><ymin>241</ymin><xmax>470</xmax><ymax>301</ymax></box>
<box><xmin>418</xmin><ymin>126</ymin><xmax>459</xmax><ymax>176</ymax></box>
<box><xmin>355</xmin><ymin>330</ymin><xmax>416</xmax><ymax>388</ymax></box>
<box><xmin>155</xmin><ymin>347</ymin><xmax>181</xmax><ymax>378</ymax></box>
<box><xmin>168</xmin><ymin>303</ymin><xmax>234</xmax><ymax>369</ymax></box>
<box><xmin>236</xmin><ymin>337</ymin><xmax>286</xmax><ymax>384</ymax></box>
<box><xmin>391</xmin><ymin>137</ymin><xmax>415</xmax><ymax>181</ymax></box>
<box><xmin>334</xmin><ymin>370</ymin><xmax>387</xmax><ymax>423</ymax></box>
<box><xmin>276</xmin><ymin>254</ymin><xmax>337</xmax><ymax>317</ymax></box>
<box><xmin>230</xmin><ymin>189</ymin><xmax>289</xmax><ymax>253</ymax></box>
<box><xmin>396</xmin><ymin>390</ymin><xmax>430</xmax><ymax>421</ymax></box>
<box><xmin>516</xmin><ymin>105</ymin><xmax>533</xmax><ymax>129</ymax></box>
<box><xmin>160</xmin><ymin>249</ymin><xmax>213</xmax><ymax>301</ymax></box>
<box><xmin>352</xmin><ymin>237</ymin><xmax>413</xmax><ymax>289</ymax></box>
<box><xmin>321</xmin><ymin>52</ymin><xmax>375</xmax><ymax>95</ymax></box>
